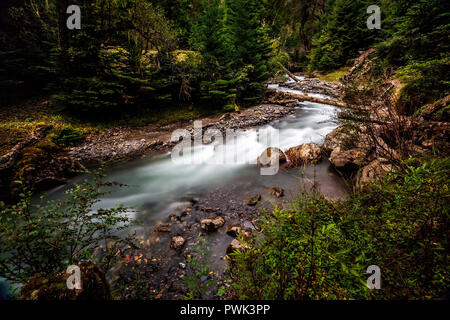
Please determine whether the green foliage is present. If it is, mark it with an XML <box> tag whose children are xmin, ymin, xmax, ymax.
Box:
<box><xmin>377</xmin><ymin>0</ymin><xmax>450</xmax><ymax>66</ymax></box>
<box><xmin>0</xmin><ymin>170</ymin><xmax>136</xmax><ymax>284</ymax></box>
<box><xmin>0</xmin><ymin>1</ymin><xmax>56</xmax><ymax>104</ymax></box>
<box><xmin>183</xmin><ymin>237</ymin><xmax>217</xmax><ymax>299</ymax></box>
<box><xmin>396</xmin><ymin>58</ymin><xmax>450</xmax><ymax>115</ymax></box>
<box><xmin>376</xmin><ymin>0</ymin><xmax>450</xmax><ymax>114</ymax></box>
<box><xmin>309</xmin><ymin>0</ymin><xmax>381</xmax><ymax>71</ymax></box>
<box><xmin>50</xmin><ymin>126</ymin><xmax>84</xmax><ymax>147</ymax></box>
<box><xmin>261</xmin><ymin>0</ymin><xmax>327</xmax><ymax>69</ymax></box>
<box><xmin>230</xmin><ymin>158</ymin><xmax>450</xmax><ymax>299</ymax></box>
<box><xmin>190</xmin><ymin>0</ymin><xmax>272</xmax><ymax>107</ymax></box>
<box><xmin>230</xmin><ymin>194</ymin><xmax>368</xmax><ymax>299</ymax></box>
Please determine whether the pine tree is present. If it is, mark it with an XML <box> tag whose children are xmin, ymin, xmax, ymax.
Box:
<box><xmin>0</xmin><ymin>0</ymin><xmax>56</xmax><ymax>105</ymax></box>
<box><xmin>193</xmin><ymin>0</ymin><xmax>271</xmax><ymax>109</ymax></box>
<box><xmin>226</xmin><ymin>0</ymin><xmax>271</xmax><ymax>103</ymax></box>
<box><xmin>309</xmin><ymin>0</ymin><xmax>381</xmax><ymax>71</ymax></box>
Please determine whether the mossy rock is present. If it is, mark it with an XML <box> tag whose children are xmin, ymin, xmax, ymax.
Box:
<box><xmin>414</xmin><ymin>95</ymin><xmax>450</xmax><ymax>121</ymax></box>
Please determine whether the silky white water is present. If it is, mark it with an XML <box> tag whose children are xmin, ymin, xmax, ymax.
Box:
<box><xmin>45</xmin><ymin>85</ymin><xmax>344</xmax><ymax>228</ymax></box>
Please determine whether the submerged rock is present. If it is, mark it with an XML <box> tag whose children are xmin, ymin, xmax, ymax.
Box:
<box><xmin>268</xmin><ymin>187</ymin><xmax>284</xmax><ymax>198</ymax></box>
<box><xmin>156</xmin><ymin>223</ymin><xmax>171</xmax><ymax>233</ymax></box>
<box><xmin>286</xmin><ymin>143</ymin><xmax>322</xmax><ymax>166</ymax></box>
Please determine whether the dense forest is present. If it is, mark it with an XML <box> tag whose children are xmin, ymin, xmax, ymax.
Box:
<box><xmin>2</xmin><ymin>0</ymin><xmax>447</xmax><ymax>113</ymax></box>
<box><xmin>0</xmin><ymin>0</ymin><xmax>449</xmax><ymax>301</ymax></box>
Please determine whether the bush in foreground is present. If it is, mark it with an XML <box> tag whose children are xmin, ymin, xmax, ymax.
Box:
<box><xmin>229</xmin><ymin>158</ymin><xmax>450</xmax><ymax>299</ymax></box>
<box><xmin>0</xmin><ymin>170</ymin><xmax>136</xmax><ymax>284</ymax></box>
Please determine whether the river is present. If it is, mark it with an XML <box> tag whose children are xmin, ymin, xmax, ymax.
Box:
<box><xmin>45</xmin><ymin>85</ymin><xmax>347</xmax><ymax>232</ymax></box>
<box><xmin>0</xmin><ymin>77</ymin><xmax>349</xmax><ymax>299</ymax></box>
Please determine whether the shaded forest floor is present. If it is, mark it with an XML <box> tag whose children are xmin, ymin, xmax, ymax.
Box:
<box><xmin>0</xmin><ymin>96</ymin><xmax>224</xmax><ymax>158</ymax></box>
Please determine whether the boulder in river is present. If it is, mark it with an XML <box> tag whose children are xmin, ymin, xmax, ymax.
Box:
<box><xmin>324</xmin><ymin>125</ymin><xmax>371</xmax><ymax>170</ymax></box>
<box><xmin>201</xmin><ymin>216</ymin><xmax>225</xmax><ymax>232</ymax></box>
<box><xmin>329</xmin><ymin>147</ymin><xmax>366</xmax><ymax>170</ymax></box>
<box><xmin>323</xmin><ymin>126</ymin><xmax>359</xmax><ymax>155</ymax></box>
<box><xmin>285</xmin><ymin>143</ymin><xmax>322</xmax><ymax>166</ymax></box>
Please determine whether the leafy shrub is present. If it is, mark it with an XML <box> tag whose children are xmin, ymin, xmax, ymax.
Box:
<box><xmin>229</xmin><ymin>158</ymin><xmax>450</xmax><ymax>299</ymax></box>
<box><xmin>183</xmin><ymin>237</ymin><xmax>217</xmax><ymax>300</ymax></box>
<box><xmin>0</xmin><ymin>170</ymin><xmax>136</xmax><ymax>283</ymax></box>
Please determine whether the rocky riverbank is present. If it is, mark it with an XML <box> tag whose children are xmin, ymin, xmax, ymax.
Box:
<box><xmin>0</xmin><ymin>102</ymin><xmax>300</xmax><ymax>202</ymax></box>
<box><xmin>2</xmin><ymin>74</ymin><xmax>351</xmax><ymax>203</ymax></box>
<box><xmin>283</xmin><ymin>78</ymin><xmax>342</xmax><ymax>99</ymax></box>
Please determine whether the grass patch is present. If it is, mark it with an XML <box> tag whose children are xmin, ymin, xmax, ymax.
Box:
<box><xmin>317</xmin><ymin>66</ymin><xmax>350</xmax><ymax>82</ymax></box>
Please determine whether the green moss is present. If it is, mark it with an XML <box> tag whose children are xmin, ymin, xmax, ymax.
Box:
<box><xmin>317</xmin><ymin>67</ymin><xmax>350</xmax><ymax>82</ymax></box>
<box><xmin>35</xmin><ymin>137</ymin><xmax>60</xmax><ymax>151</ymax></box>
<box><xmin>51</xmin><ymin>126</ymin><xmax>84</xmax><ymax>147</ymax></box>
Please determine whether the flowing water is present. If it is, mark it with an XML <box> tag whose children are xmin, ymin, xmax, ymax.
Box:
<box><xmin>0</xmin><ymin>80</ymin><xmax>349</xmax><ymax>298</ymax></box>
<box><xmin>45</xmin><ymin>83</ymin><xmax>347</xmax><ymax>231</ymax></box>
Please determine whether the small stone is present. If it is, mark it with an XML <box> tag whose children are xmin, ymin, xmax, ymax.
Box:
<box><xmin>156</xmin><ymin>224</ymin><xmax>171</xmax><ymax>233</ymax></box>
<box><xmin>170</xmin><ymin>236</ymin><xmax>186</xmax><ymax>250</ymax></box>
<box><xmin>226</xmin><ymin>239</ymin><xmax>249</xmax><ymax>255</ymax></box>
<box><xmin>226</xmin><ymin>225</ymin><xmax>242</xmax><ymax>238</ymax></box>
<box><xmin>268</xmin><ymin>187</ymin><xmax>284</xmax><ymax>198</ymax></box>
<box><xmin>201</xmin><ymin>216</ymin><xmax>225</xmax><ymax>232</ymax></box>
<box><xmin>244</xmin><ymin>194</ymin><xmax>261</xmax><ymax>206</ymax></box>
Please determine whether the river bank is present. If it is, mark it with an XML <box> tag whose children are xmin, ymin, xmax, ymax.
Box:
<box><xmin>0</xmin><ymin>75</ymin><xmax>346</xmax><ymax>202</ymax></box>
<box><xmin>3</xmin><ymin>72</ymin><xmax>374</xmax><ymax>300</ymax></box>
<box><xmin>7</xmin><ymin>66</ymin><xmax>449</xmax><ymax>299</ymax></box>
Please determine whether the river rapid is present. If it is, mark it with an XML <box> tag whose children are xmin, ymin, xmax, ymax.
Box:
<box><xmin>45</xmin><ymin>80</ymin><xmax>347</xmax><ymax>233</ymax></box>
<box><xmin>0</xmin><ymin>77</ymin><xmax>350</xmax><ymax>299</ymax></box>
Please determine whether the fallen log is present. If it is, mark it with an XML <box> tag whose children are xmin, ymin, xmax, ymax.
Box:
<box><xmin>266</xmin><ymin>88</ymin><xmax>348</xmax><ymax>108</ymax></box>
<box><xmin>280</xmin><ymin>65</ymin><xmax>301</xmax><ymax>83</ymax></box>
<box><xmin>0</xmin><ymin>125</ymin><xmax>53</xmax><ymax>170</ymax></box>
